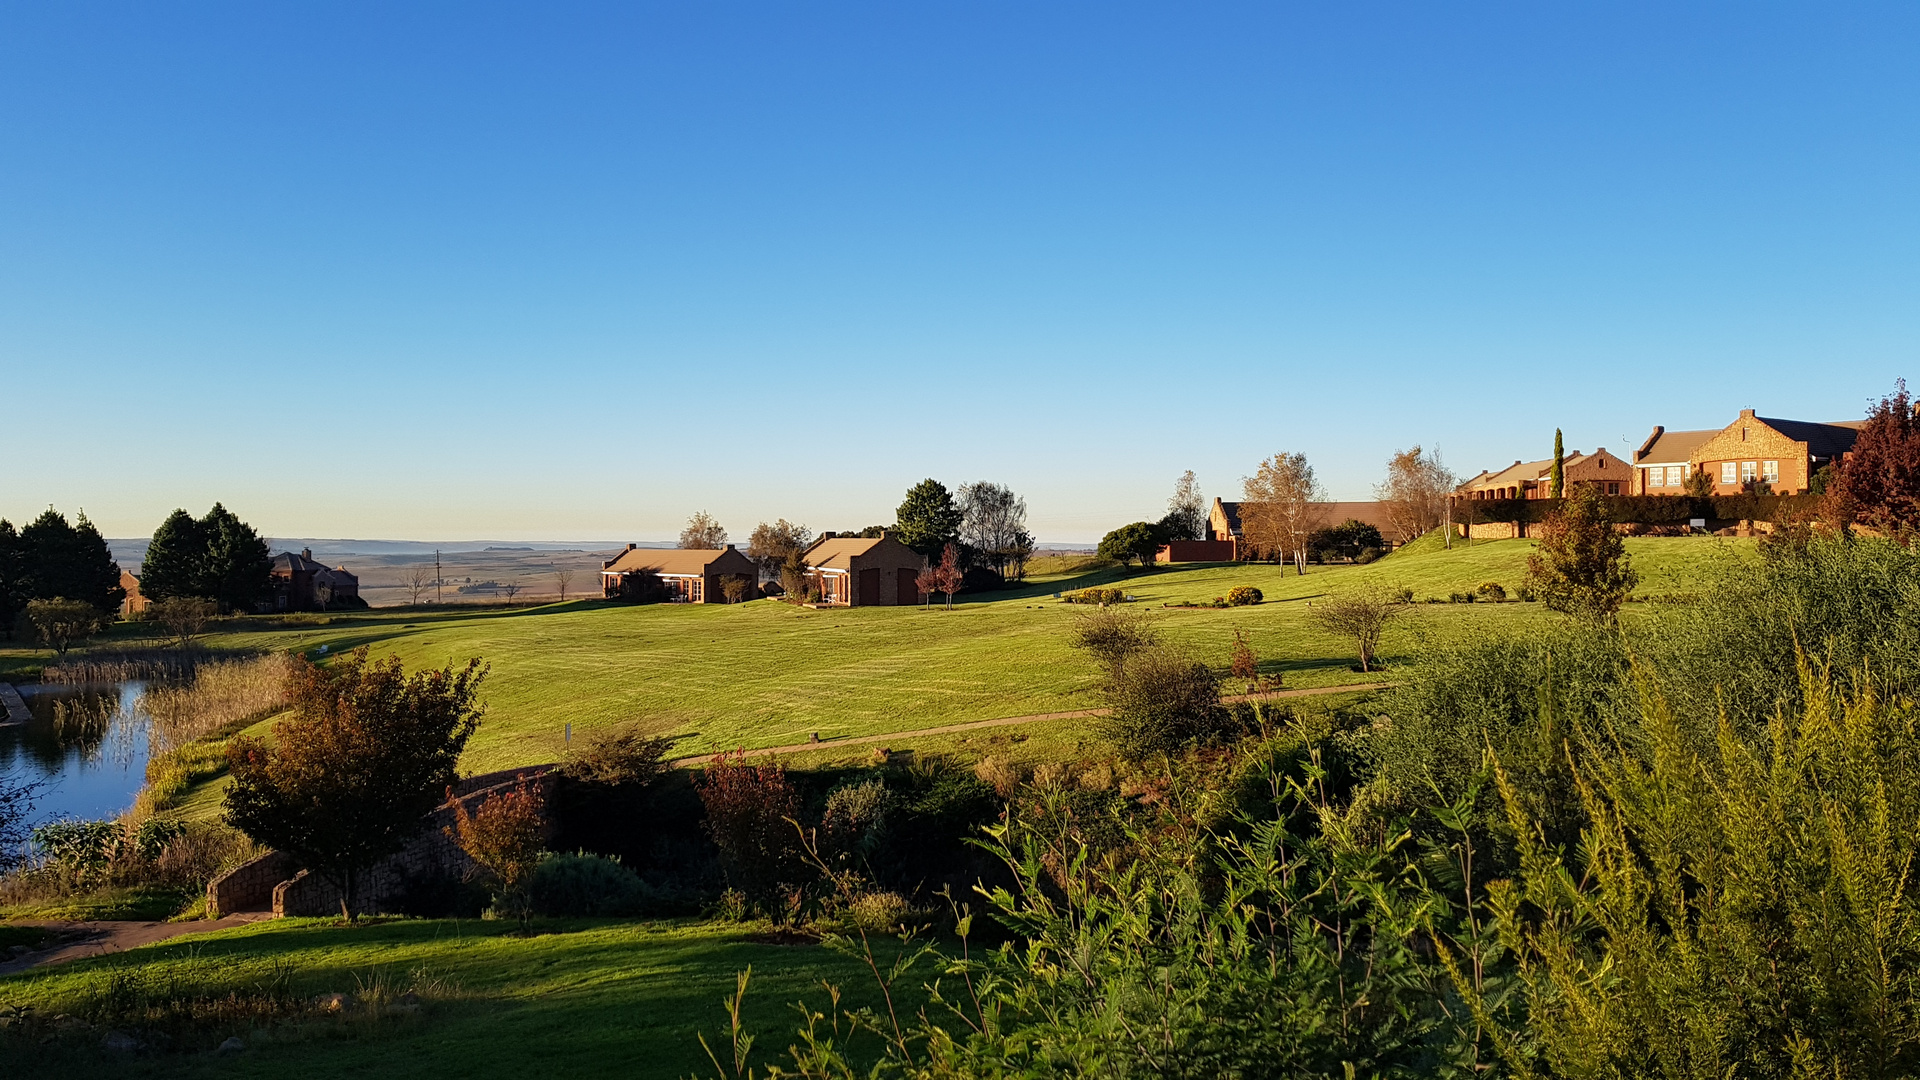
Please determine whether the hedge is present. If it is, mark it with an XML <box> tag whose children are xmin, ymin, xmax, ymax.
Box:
<box><xmin>1453</xmin><ymin>494</ymin><xmax>1822</xmax><ymax>525</ymax></box>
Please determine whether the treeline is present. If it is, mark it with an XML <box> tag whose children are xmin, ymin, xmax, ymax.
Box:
<box><xmin>141</xmin><ymin>504</ymin><xmax>271</xmax><ymax>613</ymax></box>
<box><xmin>1459</xmin><ymin>491</ymin><xmax>1824</xmax><ymax>524</ymax></box>
<box><xmin>0</xmin><ymin>509</ymin><xmax>123</xmax><ymax>637</ymax></box>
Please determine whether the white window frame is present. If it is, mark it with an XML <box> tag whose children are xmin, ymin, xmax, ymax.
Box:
<box><xmin>1763</xmin><ymin>460</ymin><xmax>1780</xmax><ymax>483</ymax></box>
<box><xmin>1666</xmin><ymin>465</ymin><xmax>1684</xmax><ymax>488</ymax></box>
<box><xmin>1647</xmin><ymin>468</ymin><xmax>1663</xmax><ymax>488</ymax></box>
<box><xmin>1721</xmin><ymin>462</ymin><xmax>1737</xmax><ymax>484</ymax></box>
<box><xmin>1741</xmin><ymin>461</ymin><xmax>1757</xmax><ymax>483</ymax></box>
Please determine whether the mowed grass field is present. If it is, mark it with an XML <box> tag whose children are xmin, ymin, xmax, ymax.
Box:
<box><xmin>0</xmin><ymin>917</ymin><xmax>905</xmax><ymax>1080</ymax></box>
<box><xmin>0</xmin><ymin>536</ymin><xmax>1753</xmax><ymax>774</ymax></box>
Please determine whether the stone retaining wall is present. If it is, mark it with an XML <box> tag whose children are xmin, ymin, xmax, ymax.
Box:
<box><xmin>207</xmin><ymin>765</ymin><xmax>557</xmax><ymax>919</ymax></box>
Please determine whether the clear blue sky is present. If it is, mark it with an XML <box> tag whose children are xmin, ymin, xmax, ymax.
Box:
<box><xmin>3</xmin><ymin>3</ymin><xmax>1915</xmax><ymax>543</ymax></box>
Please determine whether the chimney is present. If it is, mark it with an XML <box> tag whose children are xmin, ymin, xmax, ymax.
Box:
<box><xmin>302</xmin><ymin>547</ymin><xmax>312</xmax><ymax>560</ymax></box>
<box><xmin>1740</xmin><ymin>408</ymin><xmax>1755</xmax><ymax>418</ymax></box>
<box><xmin>627</xmin><ymin>543</ymin><xmax>636</xmax><ymax>550</ymax></box>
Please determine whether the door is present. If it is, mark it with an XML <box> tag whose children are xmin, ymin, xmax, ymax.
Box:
<box><xmin>859</xmin><ymin>568</ymin><xmax>881</xmax><ymax>606</ymax></box>
<box><xmin>898</xmin><ymin>568</ymin><xmax>919</xmax><ymax>605</ymax></box>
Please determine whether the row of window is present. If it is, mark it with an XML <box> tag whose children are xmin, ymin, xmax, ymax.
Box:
<box><xmin>1644</xmin><ymin>461</ymin><xmax>1779</xmax><ymax>488</ymax></box>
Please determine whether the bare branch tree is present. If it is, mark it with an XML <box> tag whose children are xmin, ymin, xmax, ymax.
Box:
<box><xmin>957</xmin><ymin>482</ymin><xmax>1029</xmax><ymax>579</ymax></box>
<box><xmin>1164</xmin><ymin>470</ymin><xmax>1206</xmax><ymax>540</ymax></box>
<box><xmin>1307</xmin><ymin>587</ymin><xmax>1406</xmax><ymax>673</ymax></box>
<box><xmin>1374</xmin><ymin>446</ymin><xmax>1456</xmax><ymax>545</ymax></box>
<box><xmin>404</xmin><ymin>565</ymin><xmax>433</xmax><ymax>606</ymax></box>
<box><xmin>679</xmin><ymin>511</ymin><xmax>728</xmax><ymax>550</ymax></box>
<box><xmin>554</xmin><ymin>567</ymin><xmax>575</xmax><ymax>602</ymax></box>
<box><xmin>501</xmin><ymin>578</ymin><xmax>522</xmax><ymax>605</ymax></box>
<box><xmin>1241</xmin><ymin>452</ymin><xmax>1326</xmax><ymax>574</ymax></box>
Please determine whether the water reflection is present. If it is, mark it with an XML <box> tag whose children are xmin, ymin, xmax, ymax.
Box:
<box><xmin>0</xmin><ymin>682</ymin><xmax>153</xmax><ymax>824</ymax></box>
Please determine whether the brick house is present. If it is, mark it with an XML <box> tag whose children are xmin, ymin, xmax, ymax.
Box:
<box><xmin>600</xmin><ymin>544</ymin><xmax>758</xmax><ymax>603</ymax></box>
<box><xmin>800</xmin><ymin>534</ymin><xmax>926</xmax><ymax>606</ymax></box>
<box><xmin>1203</xmin><ymin>498</ymin><xmax>1403</xmax><ymax>558</ymax></box>
<box><xmin>268</xmin><ymin>548</ymin><xmax>361</xmax><ymax>612</ymax></box>
<box><xmin>1668</xmin><ymin>410</ymin><xmax>1861</xmax><ymax>495</ymax></box>
<box><xmin>119</xmin><ymin>571</ymin><xmax>148</xmax><ymax>619</ymax></box>
<box><xmin>1630</xmin><ymin>426</ymin><xmax>1720</xmax><ymax>494</ymax></box>
<box><xmin>1457</xmin><ymin>448</ymin><xmax>1634</xmax><ymax>500</ymax></box>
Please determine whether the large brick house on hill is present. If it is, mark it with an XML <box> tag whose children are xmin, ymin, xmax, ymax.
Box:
<box><xmin>1458</xmin><ymin>447</ymin><xmax>1634</xmax><ymax>501</ymax></box>
<box><xmin>269</xmin><ymin>549</ymin><xmax>361</xmax><ymax>612</ymax></box>
<box><xmin>1634</xmin><ymin>410</ymin><xmax>1862</xmax><ymax>495</ymax></box>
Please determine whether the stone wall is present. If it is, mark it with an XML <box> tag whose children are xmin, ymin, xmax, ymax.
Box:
<box><xmin>208</xmin><ymin>766</ymin><xmax>557</xmax><ymax>919</ymax></box>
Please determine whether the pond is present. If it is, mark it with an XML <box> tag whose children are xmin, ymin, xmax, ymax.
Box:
<box><xmin>0</xmin><ymin>682</ymin><xmax>154</xmax><ymax>827</ymax></box>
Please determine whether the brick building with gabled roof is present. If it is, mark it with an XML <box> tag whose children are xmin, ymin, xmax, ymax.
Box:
<box><xmin>600</xmin><ymin>544</ymin><xmax>758</xmax><ymax>603</ymax></box>
<box><xmin>1679</xmin><ymin>410</ymin><xmax>1862</xmax><ymax>495</ymax></box>
<box><xmin>800</xmin><ymin>533</ymin><xmax>926</xmax><ymax>606</ymax></box>
<box><xmin>1457</xmin><ymin>447</ymin><xmax>1633</xmax><ymax>500</ymax></box>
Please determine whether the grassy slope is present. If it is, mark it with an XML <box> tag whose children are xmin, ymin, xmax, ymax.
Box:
<box><xmin>0</xmin><ymin>537</ymin><xmax>1752</xmax><ymax>774</ymax></box>
<box><xmin>0</xmin><ymin>917</ymin><xmax>900</xmax><ymax>1080</ymax></box>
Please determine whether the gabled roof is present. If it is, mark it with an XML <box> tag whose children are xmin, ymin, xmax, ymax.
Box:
<box><xmin>272</xmin><ymin>550</ymin><xmax>326</xmax><ymax>574</ymax></box>
<box><xmin>803</xmin><ymin>537</ymin><xmax>883</xmax><ymax>570</ymax></box>
<box><xmin>1759</xmin><ymin>417</ymin><xmax>1861</xmax><ymax>459</ymax></box>
<box><xmin>1635</xmin><ymin>427</ymin><xmax>1718</xmax><ymax>465</ymax></box>
<box><xmin>601</xmin><ymin>546</ymin><xmax>743</xmax><ymax>577</ymax></box>
<box><xmin>1212</xmin><ymin>498</ymin><xmax>1243</xmax><ymax>533</ymax></box>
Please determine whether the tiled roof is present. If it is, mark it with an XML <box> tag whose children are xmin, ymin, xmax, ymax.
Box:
<box><xmin>602</xmin><ymin>547</ymin><xmax>736</xmax><ymax>576</ymax></box>
<box><xmin>1636</xmin><ymin>428</ymin><xmax>1717</xmax><ymax>465</ymax></box>
<box><xmin>1759</xmin><ymin>417</ymin><xmax>1861</xmax><ymax>460</ymax></box>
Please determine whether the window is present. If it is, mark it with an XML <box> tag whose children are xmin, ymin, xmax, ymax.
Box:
<box><xmin>1666</xmin><ymin>465</ymin><xmax>1684</xmax><ymax>488</ymax></box>
<box><xmin>1607</xmin><ymin>482</ymin><xmax>1620</xmax><ymax>495</ymax></box>
<box><xmin>1741</xmin><ymin>461</ymin><xmax>1757</xmax><ymax>483</ymax></box>
<box><xmin>1647</xmin><ymin>468</ymin><xmax>1664</xmax><ymax>488</ymax></box>
<box><xmin>1763</xmin><ymin>460</ymin><xmax>1780</xmax><ymax>483</ymax></box>
<box><xmin>1721</xmin><ymin>462</ymin><xmax>1737</xmax><ymax>484</ymax></box>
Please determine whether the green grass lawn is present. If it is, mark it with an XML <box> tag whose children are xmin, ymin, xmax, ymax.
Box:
<box><xmin>0</xmin><ymin>536</ymin><xmax>1753</xmax><ymax>774</ymax></box>
<box><xmin>0</xmin><ymin>917</ymin><xmax>910</xmax><ymax>1080</ymax></box>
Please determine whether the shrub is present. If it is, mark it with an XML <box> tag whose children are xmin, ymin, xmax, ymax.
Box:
<box><xmin>844</xmin><ymin>890</ymin><xmax>910</xmax><ymax>932</ymax></box>
<box><xmin>529</xmin><ymin>852</ymin><xmax>653</xmax><ymax>917</ymax></box>
<box><xmin>1354</xmin><ymin>546</ymin><xmax>1384</xmax><ymax>564</ymax></box>
<box><xmin>1225</xmin><ymin>585</ymin><xmax>1263</xmax><ymax>606</ymax></box>
<box><xmin>1065</xmin><ymin>587</ymin><xmax>1128</xmax><ymax>605</ymax></box>
<box><xmin>1068</xmin><ymin>605</ymin><xmax>1160</xmax><ymax>682</ymax></box>
<box><xmin>1099</xmin><ymin>647</ymin><xmax>1228</xmax><ymax>760</ymax></box>
<box><xmin>559</xmin><ymin>725</ymin><xmax>673</xmax><ymax>786</ymax></box>
<box><xmin>695</xmin><ymin>752</ymin><xmax>807</xmax><ymax>921</ymax></box>
<box><xmin>819</xmin><ymin>779</ymin><xmax>894</xmax><ymax>867</ymax></box>
<box><xmin>973</xmin><ymin>756</ymin><xmax>1022</xmax><ymax>797</ymax></box>
<box><xmin>447</xmin><ymin>777</ymin><xmax>548</xmax><ymax>927</ymax></box>
<box><xmin>1308</xmin><ymin>587</ymin><xmax>1406</xmax><ymax>673</ymax></box>
<box><xmin>1476</xmin><ymin>581</ymin><xmax>1506</xmax><ymax>602</ymax></box>
<box><xmin>1229</xmin><ymin>629</ymin><xmax>1257</xmax><ymax>680</ymax></box>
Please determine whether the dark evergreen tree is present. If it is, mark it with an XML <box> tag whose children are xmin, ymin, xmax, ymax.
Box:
<box><xmin>140</xmin><ymin>509</ymin><xmax>209</xmax><ymax>602</ymax></box>
<box><xmin>894</xmin><ymin>479</ymin><xmax>964</xmax><ymax>557</ymax></box>
<box><xmin>0</xmin><ymin>520</ymin><xmax>24</xmax><ymax>639</ymax></box>
<box><xmin>20</xmin><ymin>509</ymin><xmax>124</xmax><ymax>616</ymax></box>
<box><xmin>204</xmin><ymin>503</ymin><xmax>271</xmax><ymax>613</ymax></box>
<box><xmin>138</xmin><ymin>504</ymin><xmax>272</xmax><ymax>612</ymax></box>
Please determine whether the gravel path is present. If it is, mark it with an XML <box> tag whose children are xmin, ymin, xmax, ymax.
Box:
<box><xmin>670</xmin><ymin>681</ymin><xmax>1396</xmax><ymax>765</ymax></box>
<box><xmin>0</xmin><ymin>913</ymin><xmax>276</xmax><ymax>975</ymax></box>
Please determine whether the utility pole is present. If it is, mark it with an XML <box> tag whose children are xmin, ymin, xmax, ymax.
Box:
<box><xmin>435</xmin><ymin>550</ymin><xmax>442</xmax><ymax>604</ymax></box>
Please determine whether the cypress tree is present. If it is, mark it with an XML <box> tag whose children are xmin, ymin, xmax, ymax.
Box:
<box><xmin>20</xmin><ymin>509</ymin><xmax>124</xmax><ymax>616</ymax></box>
<box><xmin>141</xmin><ymin>509</ymin><xmax>209</xmax><ymax>602</ymax></box>
<box><xmin>1551</xmin><ymin>428</ymin><xmax>1565</xmax><ymax>499</ymax></box>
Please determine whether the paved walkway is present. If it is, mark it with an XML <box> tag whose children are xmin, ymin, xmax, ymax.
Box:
<box><xmin>0</xmin><ymin>913</ymin><xmax>275</xmax><ymax>975</ymax></box>
<box><xmin>0</xmin><ymin>683</ymin><xmax>30</xmax><ymax>725</ymax></box>
<box><xmin>670</xmin><ymin>681</ymin><xmax>1395</xmax><ymax>766</ymax></box>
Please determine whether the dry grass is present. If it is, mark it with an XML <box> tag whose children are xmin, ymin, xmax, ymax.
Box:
<box><xmin>139</xmin><ymin>653</ymin><xmax>294</xmax><ymax>748</ymax></box>
<box><xmin>40</xmin><ymin>648</ymin><xmax>208</xmax><ymax>684</ymax></box>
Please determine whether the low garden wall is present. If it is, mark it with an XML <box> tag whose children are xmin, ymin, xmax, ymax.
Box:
<box><xmin>207</xmin><ymin>765</ymin><xmax>557</xmax><ymax>919</ymax></box>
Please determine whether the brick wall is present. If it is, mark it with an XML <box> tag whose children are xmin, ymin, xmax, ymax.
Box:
<box><xmin>1689</xmin><ymin>413</ymin><xmax>1810</xmax><ymax>494</ymax></box>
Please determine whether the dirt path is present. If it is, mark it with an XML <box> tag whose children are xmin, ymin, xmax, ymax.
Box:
<box><xmin>671</xmin><ymin>681</ymin><xmax>1396</xmax><ymax>766</ymax></box>
<box><xmin>0</xmin><ymin>913</ymin><xmax>275</xmax><ymax>975</ymax></box>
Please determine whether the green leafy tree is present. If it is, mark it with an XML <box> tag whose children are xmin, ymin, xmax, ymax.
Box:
<box><xmin>893</xmin><ymin>479</ymin><xmax>963</xmax><ymax>557</ymax></box>
<box><xmin>1098</xmin><ymin>521</ymin><xmax>1163</xmax><ymax>568</ymax></box>
<box><xmin>20</xmin><ymin>509</ymin><xmax>123</xmax><ymax>616</ymax></box>
<box><xmin>1525</xmin><ymin>482</ymin><xmax>1637</xmax><ymax>621</ymax></box>
<box><xmin>224</xmin><ymin>648</ymin><xmax>487</xmax><ymax>921</ymax></box>
<box><xmin>1550</xmin><ymin>428</ymin><xmax>1565</xmax><ymax>499</ymax></box>
<box><xmin>23</xmin><ymin>597</ymin><xmax>109</xmax><ymax>656</ymax></box>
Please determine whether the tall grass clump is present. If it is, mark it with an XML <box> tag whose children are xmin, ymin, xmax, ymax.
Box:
<box><xmin>139</xmin><ymin>652</ymin><xmax>295</xmax><ymax>748</ymax></box>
